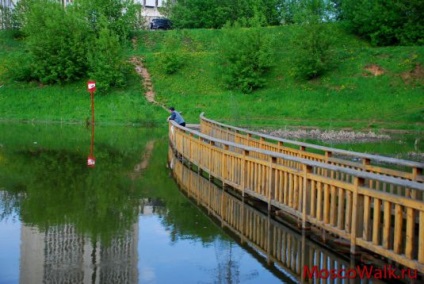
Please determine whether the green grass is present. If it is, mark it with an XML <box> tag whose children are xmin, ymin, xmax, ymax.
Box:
<box><xmin>138</xmin><ymin>25</ymin><xmax>424</xmax><ymax>131</ymax></box>
<box><xmin>1</xmin><ymin>25</ymin><xmax>423</xmax><ymax>132</ymax></box>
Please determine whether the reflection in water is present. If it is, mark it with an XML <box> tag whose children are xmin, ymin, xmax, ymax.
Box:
<box><xmin>170</xmin><ymin>154</ymin><xmax>388</xmax><ymax>283</ymax></box>
<box><xmin>87</xmin><ymin>119</ymin><xmax>96</xmax><ymax>168</ymax></box>
<box><xmin>0</xmin><ymin>124</ymin><xmax>157</xmax><ymax>283</ymax></box>
<box><xmin>20</xmin><ymin>224</ymin><xmax>138</xmax><ymax>283</ymax></box>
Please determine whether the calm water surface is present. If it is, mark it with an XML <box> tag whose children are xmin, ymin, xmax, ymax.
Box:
<box><xmin>0</xmin><ymin>123</ymin><xmax>291</xmax><ymax>284</ymax></box>
<box><xmin>0</xmin><ymin>123</ymin><xmax>420</xmax><ymax>284</ymax></box>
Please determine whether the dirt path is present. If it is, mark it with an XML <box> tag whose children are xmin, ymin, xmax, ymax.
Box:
<box><xmin>130</xmin><ymin>56</ymin><xmax>168</xmax><ymax>111</ymax></box>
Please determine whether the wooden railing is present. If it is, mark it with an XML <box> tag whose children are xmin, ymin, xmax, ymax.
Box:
<box><xmin>199</xmin><ymin>114</ymin><xmax>424</xmax><ymax>191</ymax></box>
<box><xmin>168</xmin><ymin>121</ymin><xmax>424</xmax><ymax>273</ymax></box>
<box><xmin>171</xmin><ymin>155</ymin><xmax>378</xmax><ymax>283</ymax></box>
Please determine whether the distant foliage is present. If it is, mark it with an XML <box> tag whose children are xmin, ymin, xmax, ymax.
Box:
<box><xmin>77</xmin><ymin>0</ymin><xmax>140</xmax><ymax>44</ymax></box>
<box><xmin>341</xmin><ymin>0</ymin><xmax>424</xmax><ymax>46</ymax></box>
<box><xmin>8</xmin><ymin>0</ymin><xmax>138</xmax><ymax>92</ymax></box>
<box><xmin>291</xmin><ymin>22</ymin><xmax>334</xmax><ymax>80</ymax></box>
<box><xmin>279</xmin><ymin>0</ymin><xmax>337</xmax><ymax>24</ymax></box>
<box><xmin>16</xmin><ymin>0</ymin><xmax>89</xmax><ymax>84</ymax></box>
<box><xmin>289</xmin><ymin>2</ymin><xmax>335</xmax><ymax>80</ymax></box>
<box><xmin>157</xmin><ymin>33</ymin><xmax>186</xmax><ymax>75</ymax></box>
<box><xmin>217</xmin><ymin>16</ymin><xmax>274</xmax><ymax>93</ymax></box>
<box><xmin>157</xmin><ymin>52</ymin><xmax>185</xmax><ymax>75</ymax></box>
<box><xmin>162</xmin><ymin>0</ymin><xmax>281</xmax><ymax>29</ymax></box>
<box><xmin>87</xmin><ymin>27</ymin><xmax>129</xmax><ymax>92</ymax></box>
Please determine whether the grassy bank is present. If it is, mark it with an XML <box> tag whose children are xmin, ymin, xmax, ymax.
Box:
<box><xmin>1</xmin><ymin>26</ymin><xmax>423</xmax><ymax>132</ymax></box>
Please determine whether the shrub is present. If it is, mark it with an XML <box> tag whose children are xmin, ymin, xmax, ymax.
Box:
<box><xmin>216</xmin><ymin>16</ymin><xmax>274</xmax><ymax>93</ymax></box>
<box><xmin>290</xmin><ymin>22</ymin><xmax>334</xmax><ymax>80</ymax></box>
<box><xmin>17</xmin><ymin>0</ymin><xmax>90</xmax><ymax>84</ymax></box>
<box><xmin>157</xmin><ymin>52</ymin><xmax>185</xmax><ymax>75</ymax></box>
<box><xmin>156</xmin><ymin>32</ymin><xmax>187</xmax><ymax>75</ymax></box>
<box><xmin>87</xmin><ymin>27</ymin><xmax>129</xmax><ymax>93</ymax></box>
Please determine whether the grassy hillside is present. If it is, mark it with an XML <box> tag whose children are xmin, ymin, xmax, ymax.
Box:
<box><xmin>1</xmin><ymin>25</ymin><xmax>423</xmax><ymax>132</ymax></box>
<box><xmin>133</xmin><ymin>25</ymin><xmax>424</xmax><ymax>131</ymax></box>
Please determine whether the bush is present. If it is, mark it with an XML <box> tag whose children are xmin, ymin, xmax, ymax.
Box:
<box><xmin>216</xmin><ymin>17</ymin><xmax>274</xmax><ymax>93</ymax></box>
<box><xmin>341</xmin><ymin>0</ymin><xmax>424</xmax><ymax>46</ymax></box>
<box><xmin>17</xmin><ymin>0</ymin><xmax>90</xmax><ymax>84</ymax></box>
<box><xmin>7</xmin><ymin>0</ymin><xmax>138</xmax><ymax>90</ymax></box>
<box><xmin>87</xmin><ymin>27</ymin><xmax>129</xmax><ymax>93</ymax></box>
<box><xmin>156</xmin><ymin>32</ymin><xmax>187</xmax><ymax>75</ymax></box>
<box><xmin>290</xmin><ymin>22</ymin><xmax>334</xmax><ymax>80</ymax></box>
<box><xmin>157</xmin><ymin>52</ymin><xmax>185</xmax><ymax>75</ymax></box>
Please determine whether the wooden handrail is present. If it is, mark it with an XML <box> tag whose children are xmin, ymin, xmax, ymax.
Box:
<box><xmin>172</xmin><ymin>157</ymin><xmax>370</xmax><ymax>283</ymax></box>
<box><xmin>199</xmin><ymin>113</ymin><xmax>424</xmax><ymax>182</ymax></box>
<box><xmin>168</xmin><ymin>120</ymin><xmax>424</xmax><ymax>273</ymax></box>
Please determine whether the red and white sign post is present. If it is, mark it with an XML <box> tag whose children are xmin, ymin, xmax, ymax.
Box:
<box><xmin>87</xmin><ymin>80</ymin><xmax>96</xmax><ymax>167</ymax></box>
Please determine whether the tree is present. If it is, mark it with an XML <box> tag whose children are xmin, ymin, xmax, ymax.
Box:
<box><xmin>19</xmin><ymin>0</ymin><xmax>90</xmax><ymax>84</ymax></box>
<box><xmin>87</xmin><ymin>26</ymin><xmax>129</xmax><ymax>92</ymax></box>
<box><xmin>341</xmin><ymin>0</ymin><xmax>424</xmax><ymax>46</ymax></box>
<box><xmin>216</xmin><ymin>15</ymin><xmax>274</xmax><ymax>93</ymax></box>
<box><xmin>163</xmin><ymin>0</ymin><xmax>282</xmax><ymax>29</ymax></box>
<box><xmin>290</xmin><ymin>1</ymin><xmax>335</xmax><ymax>80</ymax></box>
<box><xmin>9</xmin><ymin>0</ymin><xmax>139</xmax><ymax>92</ymax></box>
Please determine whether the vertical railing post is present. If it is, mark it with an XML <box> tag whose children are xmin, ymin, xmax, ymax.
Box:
<box><xmin>247</xmin><ymin>133</ymin><xmax>252</xmax><ymax>147</ymax></box>
<box><xmin>222</xmin><ymin>144</ymin><xmax>229</xmax><ymax>189</ymax></box>
<box><xmin>242</xmin><ymin>150</ymin><xmax>249</xmax><ymax>197</ymax></box>
<box><xmin>362</xmin><ymin>158</ymin><xmax>371</xmax><ymax>167</ymax></box>
<box><xmin>419</xmin><ymin>211</ymin><xmax>424</xmax><ymax>264</ymax></box>
<box><xmin>302</xmin><ymin>164</ymin><xmax>313</xmax><ymax>229</ymax></box>
<box><xmin>209</xmin><ymin>141</ymin><xmax>215</xmax><ymax>182</ymax></box>
<box><xmin>351</xmin><ymin>177</ymin><xmax>365</xmax><ymax>254</ymax></box>
<box><xmin>412</xmin><ymin>167</ymin><xmax>423</xmax><ymax>200</ymax></box>
<box><xmin>325</xmin><ymin>151</ymin><xmax>332</xmax><ymax>162</ymax></box>
<box><xmin>268</xmin><ymin>156</ymin><xmax>277</xmax><ymax>211</ymax></box>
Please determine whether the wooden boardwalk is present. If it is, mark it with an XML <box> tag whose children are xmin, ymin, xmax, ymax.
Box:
<box><xmin>168</xmin><ymin>115</ymin><xmax>424</xmax><ymax>274</ymax></box>
<box><xmin>171</xmin><ymin>156</ymin><xmax>385</xmax><ymax>283</ymax></box>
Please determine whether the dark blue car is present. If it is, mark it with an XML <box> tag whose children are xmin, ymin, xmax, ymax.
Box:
<box><xmin>150</xmin><ymin>18</ymin><xmax>172</xmax><ymax>30</ymax></box>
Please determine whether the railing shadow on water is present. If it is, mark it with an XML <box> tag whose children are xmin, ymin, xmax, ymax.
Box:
<box><xmin>168</xmin><ymin>149</ymin><xmax>421</xmax><ymax>283</ymax></box>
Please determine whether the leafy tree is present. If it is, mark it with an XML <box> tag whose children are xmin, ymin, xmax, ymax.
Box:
<box><xmin>163</xmin><ymin>0</ymin><xmax>281</xmax><ymax>29</ymax></box>
<box><xmin>216</xmin><ymin>16</ymin><xmax>274</xmax><ymax>93</ymax></box>
<box><xmin>290</xmin><ymin>1</ymin><xmax>335</xmax><ymax>80</ymax></box>
<box><xmin>75</xmin><ymin>0</ymin><xmax>140</xmax><ymax>44</ymax></box>
<box><xmin>290</xmin><ymin>22</ymin><xmax>334</xmax><ymax>80</ymax></box>
<box><xmin>157</xmin><ymin>33</ymin><xmax>186</xmax><ymax>75</ymax></box>
<box><xmin>87</xmin><ymin>26</ymin><xmax>129</xmax><ymax>92</ymax></box>
<box><xmin>9</xmin><ymin>0</ymin><xmax>139</xmax><ymax>91</ymax></box>
<box><xmin>0</xmin><ymin>4</ymin><xmax>15</xmax><ymax>29</ymax></box>
<box><xmin>341</xmin><ymin>0</ymin><xmax>424</xmax><ymax>46</ymax></box>
<box><xmin>18</xmin><ymin>0</ymin><xmax>90</xmax><ymax>84</ymax></box>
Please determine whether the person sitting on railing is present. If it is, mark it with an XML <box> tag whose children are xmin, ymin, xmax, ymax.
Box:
<box><xmin>167</xmin><ymin>106</ymin><xmax>186</xmax><ymax>127</ymax></box>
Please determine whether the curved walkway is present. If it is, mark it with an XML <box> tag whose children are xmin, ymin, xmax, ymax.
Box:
<box><xmin>168</xmin><ymin>118</ymin><xmax>424</xmax><ymax>273</ymax></box>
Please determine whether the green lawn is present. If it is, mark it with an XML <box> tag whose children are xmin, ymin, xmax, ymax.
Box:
<box><xmin>1</xmin><ymin>25</ymin><xmax>423</xmax><ymax>131</ymax></box>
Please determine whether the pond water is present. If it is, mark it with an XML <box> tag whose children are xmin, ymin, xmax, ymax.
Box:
<box><xmin>0</xmin><ymin>123</ymin><xmax>292</xmax><ymax>284</ymax></box>
<box><xmin>0</xmin><ymin>123</ymin><xmax>420</xmax><ymax>284</ymax></box>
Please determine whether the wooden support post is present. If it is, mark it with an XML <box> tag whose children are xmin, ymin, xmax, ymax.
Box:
<box><xmin>221</xmin><ymin>144</ymin><xmax>229</xmax><ymax>189</ymax></box>
<box><xmin>362</xmin><ymin>158</ymin><xmax>370</xmax><ymax>169</ymax></box>
<box><xmin>268</xmin><ymin>156</ymin><xmax>277</xmax><ymax>211</ymax></box>
<box><xmin>247</xmin><ymin>133</ymin><xmax>252</xmax><ymax>147</ymax></box>
<box><xmin>419</xmin><ymin>211</ymin><xmax>424</xmax><ymax>263</ymax></box>
<box><xmin>351</xmin><ymin>177</ymin><xmax>364</xmax><ymax>254</ymax></box>
<box><xmin>302</xmin><ymin>164</ymin><xmax>313</xmax><ymax>229</ymax></box>
<box><xmin>242</xmin><ymin>150</ymin><xmax>249</xmax><ymax>197</ymax></box>
<box><xmin>325</xmin><ymin>151</ymin><xmax>332</xmax><ymax>162</ymax></box>
<box><xmin>209</xmin><ymin>141</ymin><xmax>214</xmax><ymax>182</ymax></box>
